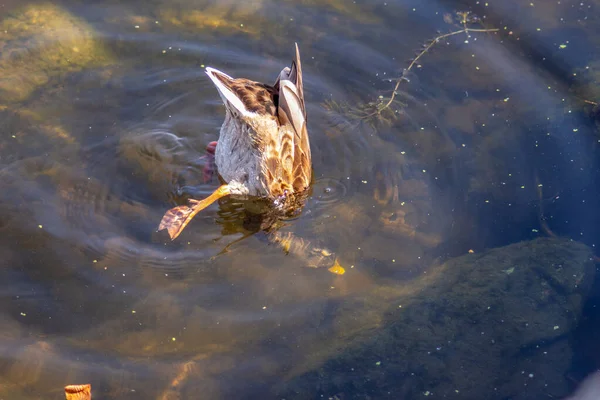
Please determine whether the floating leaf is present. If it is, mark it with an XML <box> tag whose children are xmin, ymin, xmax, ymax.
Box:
<box><xmin>65</xmin><ymin>384</ymin><xmax>91</xmax><ymax>400</ymax></box>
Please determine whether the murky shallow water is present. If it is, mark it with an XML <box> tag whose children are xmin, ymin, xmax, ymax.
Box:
<box><xmin>0</xmin><ymin>0</ymin><xmax>599</xmax><ymax>398</ymax></box>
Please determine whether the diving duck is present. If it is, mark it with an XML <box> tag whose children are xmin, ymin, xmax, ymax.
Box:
<box><xmin>159</xmin><ymin>44</ymin><xmax>312</xmax><ymax>240</ymax></box>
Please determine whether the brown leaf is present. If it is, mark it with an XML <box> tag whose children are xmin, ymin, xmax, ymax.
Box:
<box><xmin>65</xmin><ymin>384</ymin><xmax>91</xmax><ymax>400</ymax></box>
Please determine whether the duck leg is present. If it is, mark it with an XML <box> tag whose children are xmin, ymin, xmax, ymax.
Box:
<box><xmin>158</xmin><ymin>184</ymin><xmax>231</xmax><ymax>240</ymax></box>
<box><xmin>269</xmin><ymin>231</ymin><xmax>337</xmax><ymax>269</ymax></box>
<box><xmin>202</xmin><ymin>141</ymin><xmax>218</xmax><ymax>183</ymax></box>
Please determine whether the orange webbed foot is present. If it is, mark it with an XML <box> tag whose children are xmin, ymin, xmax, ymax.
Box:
<box><xmin>158</xmin><ymin>184</ymin><xmax>231</xmax><ymax>240</ymax></box>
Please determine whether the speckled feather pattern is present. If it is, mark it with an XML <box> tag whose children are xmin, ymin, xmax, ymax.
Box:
<box><xmin>211</xmin><ymin>74</ymin><xmax>278</xmax><ymax>116</ymax></box>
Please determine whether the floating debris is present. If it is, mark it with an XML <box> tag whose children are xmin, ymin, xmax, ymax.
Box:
<box><xmin>65</xmin><ymin>384</ymin><xmax>91</xmax><ymax>400</ymax></box>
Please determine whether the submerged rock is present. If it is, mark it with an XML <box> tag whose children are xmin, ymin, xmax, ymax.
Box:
<box><xmin>0</xmin><ymin>3</ymin><xmax>113</xmax><ymax>103</ymax></box>
<box><xmin>277</xmin><ymin>238</ymin><xmax>596</xmax><ymax>399</ymax></box>
<box><xmin>567</xmin><ymin>371</ymin><xmax>600</xmax><ymax>400</ymax></box>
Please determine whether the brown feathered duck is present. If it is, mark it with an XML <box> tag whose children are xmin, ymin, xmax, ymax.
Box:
<box><xmin>159</xmin><ymin>44</ymin><xmax>311</xmax><ymax>240</ymax></box>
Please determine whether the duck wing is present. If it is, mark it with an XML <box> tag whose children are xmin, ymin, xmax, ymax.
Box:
<box><xmin>272</xmin><ymin>43</ymin><xmax>312</xmax><ymax>193</ymax></box>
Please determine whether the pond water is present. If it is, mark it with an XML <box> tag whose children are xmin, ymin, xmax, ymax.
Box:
<box><xmin>0</xmin><ymin>0</ymin><xmax>599</xmax><ymax>399</ymax></box>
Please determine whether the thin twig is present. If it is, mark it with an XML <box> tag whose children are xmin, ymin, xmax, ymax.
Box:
<box><xmin>362</xmin><ymin>27</ymin><xmax>499</xmax><ymax>120</ymax></box>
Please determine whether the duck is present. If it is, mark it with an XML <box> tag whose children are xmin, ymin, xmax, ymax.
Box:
<box><xmin>158</xmin><ymin>44</ymin><xmax>312</xmax><ymax>240</ymax></box>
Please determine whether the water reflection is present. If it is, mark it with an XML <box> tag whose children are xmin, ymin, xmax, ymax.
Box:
<box><xmin>0</xmin><ymin>0</ymin><xmax>598</xmax><ymax>399</ymax></box>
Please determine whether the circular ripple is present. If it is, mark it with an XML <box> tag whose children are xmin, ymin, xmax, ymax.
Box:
<box><xmin>310</xmin><ymin>177</ymin><xmax>348</xmax><ymax>208</ymax></box>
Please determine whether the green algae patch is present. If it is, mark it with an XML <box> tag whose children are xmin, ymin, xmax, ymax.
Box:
<box><xmin>0</xmin><ymin>3</ymin><xmax>113</xmax><ymax>103</ymax></box>
<box><xmin>156</xmin><ymin>4</ymin><xmax>266</xmax><ymax>39</ymax></box>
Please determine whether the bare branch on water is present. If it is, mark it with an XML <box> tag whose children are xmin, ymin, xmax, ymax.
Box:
<box><xmin>324</xmin><ymin>13</ymin><xmax>499</xmax><ymax>126</ymax></box>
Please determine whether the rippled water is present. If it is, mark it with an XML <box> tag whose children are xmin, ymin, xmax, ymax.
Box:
<box><xmin>0</xmin><ymin>0</ymin><xmax>599</xmax><ymax>398</ymax></box>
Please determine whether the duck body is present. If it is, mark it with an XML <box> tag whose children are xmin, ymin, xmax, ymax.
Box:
<box><xmin>159</xmin><ymin>44</ymin><xmax>312</xmax><ymax>239</ymax></box>
<box><xmin>213</xmin><ymin>109</ymin><xmax>267</xmax><ymax>197</ymax></box>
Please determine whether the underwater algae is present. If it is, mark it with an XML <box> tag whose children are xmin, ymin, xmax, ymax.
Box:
<box><xmin>0</xmin><ymin>3</ymin><xmax>113</xmax><ymax>103</ymax></box>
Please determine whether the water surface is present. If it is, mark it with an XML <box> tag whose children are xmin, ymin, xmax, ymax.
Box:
<box><xmin>0</xmin><ymin>0</ymin><xmax>599</xmax><ymax>398</ymax></box>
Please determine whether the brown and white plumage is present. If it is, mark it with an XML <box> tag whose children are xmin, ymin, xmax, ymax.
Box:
<box><xmin>159</xmin><ymin>44</ymin><xmax>312</xmax><ymax>240</ymax></box>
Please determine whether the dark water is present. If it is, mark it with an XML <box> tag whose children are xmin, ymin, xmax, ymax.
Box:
<box><xmin>0</xmin><ymin>0</ymin><xmax>599</xmax><ymax>398</ymax></box>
